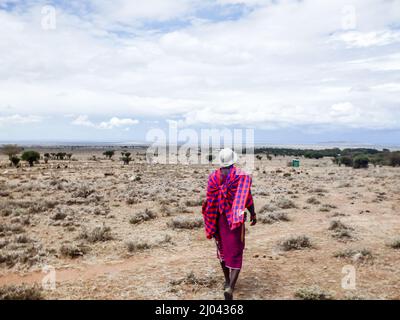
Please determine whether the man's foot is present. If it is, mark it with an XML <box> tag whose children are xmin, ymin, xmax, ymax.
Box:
<box><xmin>224</xmin><ymin>287</ymin><xmax>233</xmax><ymax>300</ymax></box>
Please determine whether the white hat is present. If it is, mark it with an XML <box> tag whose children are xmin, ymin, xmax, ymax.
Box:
<box><xmin>219</xmin><ymin>148</ymin><xmax>238</xmax><ymax>167</ymax></box>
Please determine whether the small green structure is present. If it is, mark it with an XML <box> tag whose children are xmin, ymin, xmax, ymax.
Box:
<box><xmin>292</xmin><ymin>159</ymin><xmax>300</xmax><ymax>167</ymax></box>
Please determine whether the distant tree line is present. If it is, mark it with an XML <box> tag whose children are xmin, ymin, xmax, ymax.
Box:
<box><xmin>254</xmin><ymin>147</ymin><xmax>400</xmax><ymax>168</ymax></box>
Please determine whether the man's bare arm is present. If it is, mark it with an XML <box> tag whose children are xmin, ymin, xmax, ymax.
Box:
<box><xmin>247</xmin><ymin>204</ymin><xmax>257</xmax><ymax>226</ymax></box>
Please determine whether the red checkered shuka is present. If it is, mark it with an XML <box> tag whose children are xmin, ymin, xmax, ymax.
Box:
<box><xmin>202</xmin><ymin>166</ymin><xmax>253</xmax><ymax>239</ymax></box>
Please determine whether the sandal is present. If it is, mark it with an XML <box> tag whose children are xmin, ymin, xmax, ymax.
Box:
<box><xmin>224</xmin><ymin>287</ymin><xmax>233</xmax><ymax>300</ymax></box>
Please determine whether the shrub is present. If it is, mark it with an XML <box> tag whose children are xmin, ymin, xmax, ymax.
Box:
<box><xmin>319</xmin><ymin>204</ymin><xmax>337</xmax><ymax>212</ymax></box>
<box><xmin>353</xmin><ymin>155</ymin><xmax>369</xmax><ymax>169</ymax></box>
<box><xmin>306</xmin><ymin>197</ymin><xmax>321</xmax><ymax>205</ymax></box>
<box><xmin>10</xmin><ymin>156</ymin><xmax>20</xmax><ymax>167</ymax></box>
<box><xmin>56</xmin><ymin>152</ymin><xmax>66</xmax><ymax>160</ymax></box>
<box><xmin>21</xmin><ymin>151</ymin><xmax>40</xmax><ymax>167</ymax></box>
<box><xmin>390</xmin><ymin>153</ymin><xmax>400</xmax><ymax>167</ymax></box>
<box><xmin>279</xmin><ymin>236</ymin><xmax>312</xmax><ymax>251</ymax></box>
<box><xmin>52</xmin><ymin>209</ymin><xmax>67</xmax><ymax>220</ymax></box>
<box><xmin>167</xmin><ymin>216</ymin><xmax>204</xmax><ymax>229</ymax></box>
<box><xmin>60</xmin><ymin>243</ymin><xmax>88</xmax><ymax>258</ymax></box>
<box><xmin>311</xmin><ymin>187</ymin><xmax>328</xmax><ymax>194</ymax></box>
<box><xmin>73</xmin><ymin>184</ymin><xmax>95</xmax><ymax>198</ymax></box>
<box><xmin>275</xmin><ymin>197</ymin><xmax>296</xmax><ymax>209</ymax></box>
<box><xmin>184</xmin><ymin>199</ymin><xmax>203</xmax><ymax>207</ymax></box>
<box><xmin>304</xmin><ymin>152</ymin><xmax>324</xmax><ymax>159</ymax></box>
<box><xmin>0</xmin><ymin>284</ymin><xmax>43</xmax><ymax>300</ymax></box>
<box><xmin>387</xmin><ymin>238</ymin><xmax>400</xmax><ymax>249</ymax></box>
<box><xmin>328</xmin><ymin>220</ymin><xmax>350</xmax><ymax>231</ymax></box>
<box><xmin>103</xmin><ymin>150</ymin><xmax>115</xmax><ymax>159</ymax></box>
<box><xmin>259</xmin><ymin>212</ymin><xmax>290</xmax><ymax>224</ymax></box>
<box><xmin>126</xmin><ymin>239</ymin><xmax>152</xmax><ymax>252</ymax></box>
<box><xmin>79</xmin><ymin>225</ymin><xmax>113</xmax><ymax>243</ymax></box>
<box><xmin>126</xmin><ymin>234</ymin><xmax>172</xmax><ymax>253</ymax></box>
<box><xmin>170</xmin><ymin>271</ymin><xmax>218</xmax><ymax>288</ymax></box>
<box><xmin>329</xmin><ymin>220</ymin><xmax>354</xmax><ymax>240</ymax></box>
<box><xmin>126</xmin><ymin>194</ymin><xmax>139</xmax><ymax>205</ymax></box>
<box><xmin>1</xmin><ymin>144</ymin><xmax>23</xmax><ymax>162</ymax></box>
<box><xmin>333</xmin><ymin>229</ymin><xmax>353</xmax><ymax>240</ymax></box>
<box><xmin>122</xmin><ymin>154</ymin><xmax>132</xmax><ymax>165</ymax></box>
<box><xmin>334</xmin><ymin>249</ymin><xmax>373</xmax><ymax>262</ymax></box>
<box><xmin>129</xmin><ymin>209</ymin><xmax>157</xmax><ymax>224</ymax></box>
<box><xmin>340</xmin><ymin>156</ymin><xmax>353</xmax><ymax>167</ymax></box>
<box><xmin>160</xmin><ymin>203</ymin><xmax>172</xmax><ymax>216</ymax></box>
<box><xmin>295</xmin><ymin>286</ymin><xmax>333</xmax><ymax>300</ymax></box>
<box><xmin>260</xmin><ymin>203</ymin><xmax>279</xmax><ymax>213</ymax></box>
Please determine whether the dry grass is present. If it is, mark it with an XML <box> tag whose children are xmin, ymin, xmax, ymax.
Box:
<box><xmin>129</xmin><ymin>209</ymin><xmax>157</xmax><ymax>224</ymax></box>
<box><xmin>167</xmin><ymin>216</ymin><xmax>204</xmax><ymax>229</ymax></box>
<box><xmin>258</xmin><ymin>212</ymin><xmax>290</xmax><ymax>224</ymax></box>
<box><xmin>126</xmin><ymin>234</ymin><xmax>173</xmax><ymax>253</ymax></box>
<box><xmin>79</xmin><ymin>225</ymin><xmax>113</xmax><ymax>243</ymax></box>
<box><xmin>387</xmin><ymin>238</ymin><xmax>400</xmax><ymax>249</ymax></box>
<box><xmin>1</xmin><ymin>150</ymin><xmax>399</xmax><ymax>299</ymax></box>
<box><xmin>295</xmin><ymin>286</ymin><xmax>334</xmax><ymax>300</ymax></box>
<box><xmin>329</xmin><ymin>220</ymin><xmax>354</xmax><ymax>241</ymax></box>
<box><xmin>170</xmin><ymin>271</ymin><xmax>218</xmax><ymax>289</ymax></box>
<box><xmin>275</xmin><ymin>197</ymin><xmax>297</xmax><ymax>209</ymax></box>
<box><xmin>278</xmin><ymin>236</ymin><xmax>312</xmax><ymax>251</ymax></box>
<box><xmin>126</xmin><ymin>239</ymin><xmax>152</xmax><ymax>252</ymax></box>
<box><xmin>0</xmin><ymin>284</ymin><xmax>43</xmax><ymax>300</ymax></box>
<box><xmin>333</xmin><ymin>248</ymin><xmax>373</xmax><ymax>263</ymax></box>
<box><xmin>306</xmin><ymin>197</ymin><xmax>321</xmax><ymax>205</ymax></box>
<box><xmin>60</xmin><ymin>243</ymin><xmax>88</xmax><ymax>258</ymax></box>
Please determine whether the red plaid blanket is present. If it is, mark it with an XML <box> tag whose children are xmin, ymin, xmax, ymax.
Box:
<box><xmin>202</xmin><ymin>166</ymin><xmax>253</xmax><ymax>239</ymax></box>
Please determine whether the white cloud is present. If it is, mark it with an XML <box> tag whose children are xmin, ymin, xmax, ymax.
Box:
<box><xmin>72</xmin><ymin>115</ymin><xmax>139</xmax><ymax>129</ymax></box>
<box><xmin>92</xmin><ymin>0</ymin><xmax>194</xmax><ymax>22</ymax></box>
<box><xmin>0</xmin><ymin>114</ymin><xmax>43</xmax><ymax>126</ymax></box>
<box><xmin>98</xmin><ymin>117</ymin><xmax>139</xmax><ymax>129</ymax></box>
<box><xmin>0</xmin><ymin>0</ymin><xmax>400</xmax><ymax>135</ymax></box>
<box><xmin>332</xmin><ymin>30</ymin><xmax>400</xmax><ymax>48</ymax></box>
<box><xmin>71</xmin><ymin>115</ymin><xmax>95</xmax><ymax>127</ymax></box>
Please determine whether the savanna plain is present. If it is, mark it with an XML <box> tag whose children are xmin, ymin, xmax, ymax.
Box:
<box><xmin>0</xmin><ymin>147</ymin><xmax>399</xmax><ymax>300</ymax></box>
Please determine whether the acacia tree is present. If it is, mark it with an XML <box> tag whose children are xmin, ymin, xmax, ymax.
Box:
<box><xmin>21</xmin><ymin>151</ymin><xmax>40</xmax><ymax>167</ymax></box>
<box><xmin>10</xmin><ymin>156</ymin><xmax>21</xmax><ymax>167</ymax></box>
<box><xmin>1</xmin><ymin>144</ymin><xmax>23</xmax><ymax>166</ymax></box>
<box><xmin>103</xmin><ymin>150</ymin><xmax>115</xmax><ymax>159</ymax></box>
<box><xmin>122</xmin><ymin>152</ymin><xmax>132</xmax><ymax>165</ymax></box>
<box><xmin>390</xmin><ymin>152</ymin><xmax>400</xmax><ymax>167</ymax></box>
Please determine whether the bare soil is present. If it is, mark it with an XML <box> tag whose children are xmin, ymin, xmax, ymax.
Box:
<box><xmin>1</xmin><ymin>149</ymin><xmax>399</xmax><ymax>300</ymax></box>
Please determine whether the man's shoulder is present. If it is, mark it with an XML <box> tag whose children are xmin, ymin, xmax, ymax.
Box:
<box><xmin>208</xmin><ymin>169</ymin><xmax>219</xmax><ymax>180</ymax></box>
<box><xmin>234</xmin><ymin>167</ymin><xmax>252</xmax><ymax>178</ymax></box>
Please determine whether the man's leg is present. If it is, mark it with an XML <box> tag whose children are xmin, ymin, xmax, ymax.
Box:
<box><xmin>229</xmin><ymin>268</ymin><xmax>241</xmax><ymax>291</ymax></box>
<box><xmin>220</xmin><ymin>261</ymin><xmax>230</xmax><ymax>288</ymax></box>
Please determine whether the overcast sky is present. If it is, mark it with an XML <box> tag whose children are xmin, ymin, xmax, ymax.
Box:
<box><xmin>0</xmin><ymin>0</ymin><xmax>399</xmax><ymax>145</ymax></box>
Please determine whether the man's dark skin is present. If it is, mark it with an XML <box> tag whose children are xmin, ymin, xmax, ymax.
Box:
<box><xmin>220</xmin><ymin>165</ymin><xmax>257</xmax><ymax>299</ymax></box>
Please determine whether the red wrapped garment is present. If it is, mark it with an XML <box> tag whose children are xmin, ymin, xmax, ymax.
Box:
<box><xmin>202</xmin><ymin>166</ymin><xmax>253</xmax><ymax>269</ymax></box>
